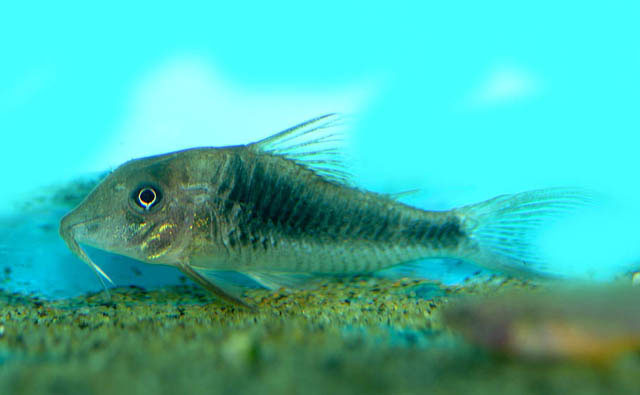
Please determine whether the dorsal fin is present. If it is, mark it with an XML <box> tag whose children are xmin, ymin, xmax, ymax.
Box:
<box><xmin>249</xmin><ymin>114</ymin><xmax>351</xmax><ymax>185</ymax></box>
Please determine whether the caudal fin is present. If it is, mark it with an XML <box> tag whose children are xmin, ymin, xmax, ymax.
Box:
<box><xmin>455</xmin><ymin>188</ymin><xmax>591</xmax><ymax>277</ymax></box>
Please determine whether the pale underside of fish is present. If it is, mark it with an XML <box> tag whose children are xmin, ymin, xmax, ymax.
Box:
<box><xmin>59</xmin><ymin>114</ymin><xmax>588</xmax><ymax>309</ymax></box>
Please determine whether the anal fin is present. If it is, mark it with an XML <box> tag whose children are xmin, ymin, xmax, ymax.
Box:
<box><xmin>178</xmin><ymin>264</ymin><xmax>256</xmax><ymax>311</ymax></box>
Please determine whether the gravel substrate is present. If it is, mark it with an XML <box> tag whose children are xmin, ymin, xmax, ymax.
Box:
<box><xmin>1</xmin><ymin>277</ymin><xmax>639</xmax><ymax>395</ymax></box>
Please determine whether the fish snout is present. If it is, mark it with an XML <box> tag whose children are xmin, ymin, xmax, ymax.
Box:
<box><xmin>59</xmin><ymin>207</ymin><xmax>104</xmax><ymax>247</ymax></box>
<box><xmin>59</xmin><ymin>211</ymin><xmax>76</xmax><ymax>239</ymax></box>
<box><xmin>59</xmin><ymin>209</ymin><xmax>114</xmax><ymax>285</ymax></box>
<box><xmin>59</xmin><ymin>210</ymin><xmax>80</xmax><ymax>247</ymax></box>
<box><xmin>59</xmin><ymin>210</ymin><xmax>90</xmax><ymax>258</ymax></box>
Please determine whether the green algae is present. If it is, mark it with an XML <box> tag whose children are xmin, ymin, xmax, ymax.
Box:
<box><xmin>0</xmin><ymin>277</ymin><xmax>639</xmax><ymax>395</ymax></box>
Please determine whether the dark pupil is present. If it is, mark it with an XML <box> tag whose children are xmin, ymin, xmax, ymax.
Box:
<box><xmin>139</xmin><ymin>188</ymin><xmax>156</xmax><ymax>207</ymax></box>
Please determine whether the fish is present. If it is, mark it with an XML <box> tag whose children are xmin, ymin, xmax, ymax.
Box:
<box><xmin>59</xmin><ymin>114</ymin><xmax>587</xmax><ymax>309</ymax></box>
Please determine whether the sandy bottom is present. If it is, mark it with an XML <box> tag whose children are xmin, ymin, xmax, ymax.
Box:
<box><xmin>0</xmin><ymin>276</ymin><xmax>638</xmax><ymax>395</ymax></box>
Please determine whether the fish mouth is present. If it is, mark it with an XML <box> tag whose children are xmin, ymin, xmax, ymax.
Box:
<box><xmin>59</xmin><ymin>213</ymin><xmax>114</xmax><ymax>288</ymax></box>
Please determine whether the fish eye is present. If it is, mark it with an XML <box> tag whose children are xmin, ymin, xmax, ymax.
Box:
<box><xmin>133</xmin><ymin>186</ymin><xmax>162</xmax><ymax>211</ymax></box>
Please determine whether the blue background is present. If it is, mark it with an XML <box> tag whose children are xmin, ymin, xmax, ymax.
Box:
<box><xmin>1</xmin><ymin>2</ymin><xmax>639</xmax><ymax>297</ymax></box>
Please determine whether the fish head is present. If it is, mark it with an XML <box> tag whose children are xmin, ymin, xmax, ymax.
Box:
<box><xmin>59</xmin><ymin>150</ymin><xmax>198</xmax><ymax>279</ymax></box>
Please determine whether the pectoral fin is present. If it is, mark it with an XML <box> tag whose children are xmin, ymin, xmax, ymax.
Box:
<box><xmin>178</xmin><ymin>263</ymin><xmax>256</xmax><ymax>311</ymax></box>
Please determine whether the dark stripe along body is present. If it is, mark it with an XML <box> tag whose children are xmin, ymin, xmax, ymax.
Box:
<box><xmin>184</xmin><ymin>146</ymin><xmax>467</xmax><ymax>273</ymax></box>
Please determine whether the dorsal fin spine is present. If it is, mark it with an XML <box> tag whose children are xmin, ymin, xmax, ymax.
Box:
<box><xmin>249</xmin><ymin>114</ymin><xmax>351</xmax><ymax>185</ymax></box>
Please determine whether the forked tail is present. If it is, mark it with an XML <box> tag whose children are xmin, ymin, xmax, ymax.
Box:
<box><xmin>454</xmin><ymin>188</ymin><xmax>591</xmax><ymax>277</ymax></box>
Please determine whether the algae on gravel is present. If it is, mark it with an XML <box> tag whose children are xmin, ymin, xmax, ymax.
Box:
<box><xmin>1</xmin><ymin>276</ymin><xmax>639</xmax><ymax>395</ymax></box>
